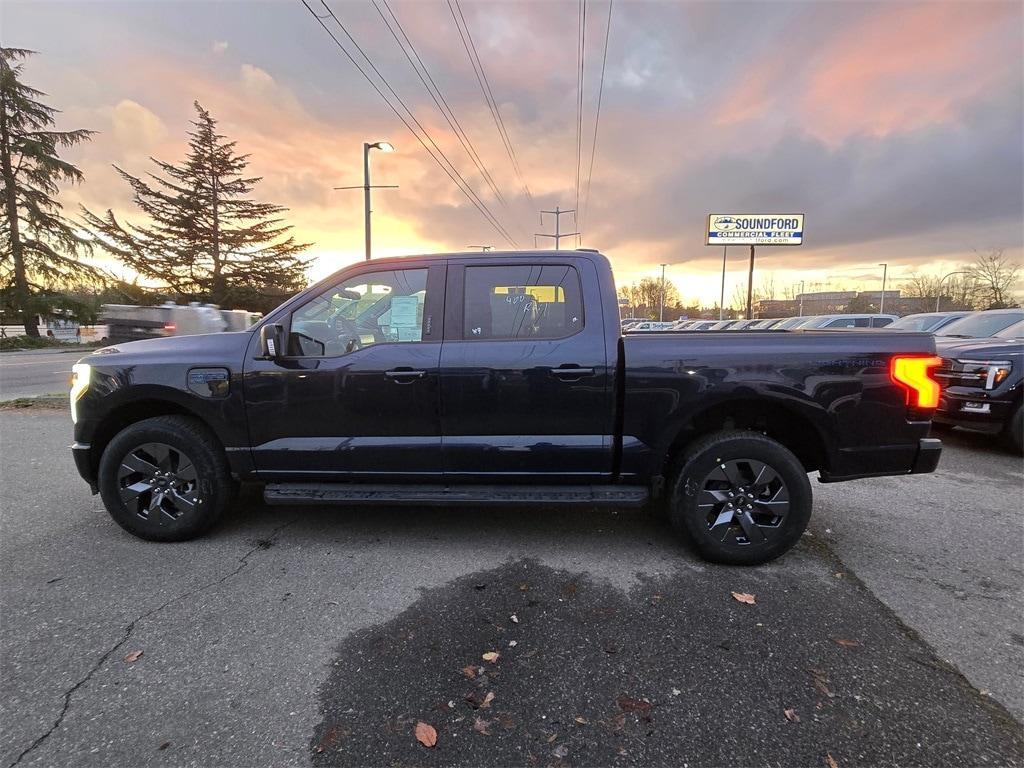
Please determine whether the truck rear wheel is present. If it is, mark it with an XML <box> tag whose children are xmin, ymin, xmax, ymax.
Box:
<box><xmin>668</xmin><ymin>430</ymin><xmax>812</xmax><ymax>565</ymax></box>
<box><xmin>98</xmin><ymin>415</ymin><xmax>233</xmax><ymax>542</ymax></box>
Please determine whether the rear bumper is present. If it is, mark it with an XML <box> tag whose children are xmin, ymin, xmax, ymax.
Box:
<box><xmin>71</xmin><ymin>442</ymin><xmax>98</xmax><ymax>493</ymax></box>
<box><xmin>819</xmin><ymin>437</ymin><xmax>942</xmax><ymax>483</ymax></box>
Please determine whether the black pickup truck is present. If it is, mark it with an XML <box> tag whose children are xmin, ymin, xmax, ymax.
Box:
<box><xmin>70</xmin><ymin>250</ymin><xmax>943</xmax><ymax>565</ymax></box>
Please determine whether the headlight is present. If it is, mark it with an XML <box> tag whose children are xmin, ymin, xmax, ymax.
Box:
<box><xmin>955</xmin><ymin>359</ymin><xmax>1012</xmax><ymax>390</ymax></box>
<box><xmin>69</xmin><ymin>363</ymin><xmax>91</xmax><ymax>424</ymax></box>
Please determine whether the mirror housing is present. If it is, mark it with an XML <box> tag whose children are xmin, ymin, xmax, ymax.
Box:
<box><xmin>259</xmin><ymin>323</ymin><xmax>285</xmax><ymax>360</ymax></box>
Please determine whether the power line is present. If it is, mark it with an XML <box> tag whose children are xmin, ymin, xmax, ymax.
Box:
<box><xmin>581</xmin><ymin>0</ymin><xmax>612</xmax><ymax>235</ymax></box>
<box><xmin>372</xmin><ymin>0</ymin><xmax>523</xmax><ymax>237</ymax></box>
<box><xmin>575</xmin><ymin>0</ymin><xmax>587</xmax><ymax>242</ymax></box>
<box><xmin>448</xmin><ymin>0</ymin><xmax>534</xmax><ymax>209</ymax></box>
<box><xmin>300</xmin><ymin>0</ymin><xmax>519</xmax><ymax>247</ymax></box>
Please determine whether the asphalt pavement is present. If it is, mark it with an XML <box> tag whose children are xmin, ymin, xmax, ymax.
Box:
<box><xmin>0</xmin><ymin>349</ymin><xmax>87</xmax><ymax>400</ymax></box>
<box><xmin>1</xmin><ymin>409</ymin><xmax>1021</xmax><ymax>767</ymax></box>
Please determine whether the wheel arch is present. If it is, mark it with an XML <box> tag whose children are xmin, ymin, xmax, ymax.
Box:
<box><xmin>659</xmin><ymin>396</ymin><xmax>831</xmax><ymax>484</ymax></box>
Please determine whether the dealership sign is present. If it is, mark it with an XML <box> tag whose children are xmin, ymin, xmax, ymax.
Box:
<box><xmin>706</xmin><ymin>214</ymin><xmax>804</xmax><ymax>246</ymax></box>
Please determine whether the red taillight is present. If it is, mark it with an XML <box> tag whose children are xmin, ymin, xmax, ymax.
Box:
<box><xmin>890</xmin><ymin>355</ymin><xmax>942</xmax><ymax>409</ymax></box>
<box><xmin>163</xmin><ymin>323</ymin><xmax>176</xmax><ymax>334</ymax></box>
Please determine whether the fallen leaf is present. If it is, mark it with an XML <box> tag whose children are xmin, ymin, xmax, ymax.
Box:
<box><xmin>464</xmin><ymin>691</ymin><xmax>483</xmax><ymax>709</ymax></box>
<box><xmin>124</xmin><ymin>650</ymin><xmax>143</xmax><ymax>663</ymax></box>
<box><xmin>552</xmin><ymin>744</ymin><xmax>569</xmax><ymax>758</ymax></box>
<box><xmin>825</xmin><ymin>753</ymin><xmax>840</xmax><ymax>768</ymax></box>
<box><xmin>414</xmin><ymin>721</ymin><xmax>437</xmax><ymax>748</ymax></box>
<box><xmin>546</xmin><ymin>733</ymin><xmax>558</xmax><ymax>743</ymax></box>
<box><xmin>616</xmin><ymin>695</ymin><xmax>653</xmax><ymax>715</ymax></box>
<box><xmin>731</xmin><ymin>592</ymin><xmax>756</xmax><ymax>605</ymax></box>
<box><xmin>473</xmin><ymin>717</ymin><xmax>492</xmax><ymax>736</ymax></box>
<box><xmin>508</xmin><ymin>640</ymin><xmax>518</xmax><ymax>647</ymax></box>
<box><xmin>157</xmin><ymin>742</ymin><xmax>170</xmax><ymax>751</ymax></box>
<box><xmin>481</xmin><ymin>691</ymin><xmax>495</xmax><ymax>709</ymax></box>
<box><xmin>462</xmin><ymin>665</ymin><xmax>478</xmax><ymax>679</ymax></box>
<box><xmin>784</xmin><ymin>708</ymin><xmax>800</xmax><ymax>723</ymax></box>
<box><xmin>834</xmin><ymin>638</ymin><xmax>861</xmax><ymax>649</ymax></box>
<box><xmin>519</xmin><ymin>583</ymin><xmax>529</xmax><ymax>591</ymax></box>
<box><xmin>510</xmin><ymin>614</ymin><xmax>519</xmax><ymax>623</ymax></box>
<box><xmin>482</xmin><ymin>651</ymin><xmax>500</xmax><ymax>663</ymax></box>
<box><xmin>574</xmin><ymin>716</ymin><xmax>589</xmax><ymax>725</ymax></box>
<box><xmin>563</xmin><ymin>582</ymin><xmax>577</xmax><ymax>596</ymax></box>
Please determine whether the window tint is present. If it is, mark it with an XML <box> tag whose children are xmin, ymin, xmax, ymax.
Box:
<box><xmin>463</xmin><ymin>264</ymin><xmax>583</xmax><ymax>340</ymax></box>
<box><xmin>289</xmin><ymin>268</ymin><xmax>428</xmax><ymax>356</ymax></box>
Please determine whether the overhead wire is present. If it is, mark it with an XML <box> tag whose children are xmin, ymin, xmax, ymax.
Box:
<box><xmin>372</xmin><ymin>0</ymin><xmax>526</xmax><ymax>240</ymax></box>
<box><xmin>448</xmin><ymin>0</ymin><xmax>535</xmax><ymax>210</ymax></box>
<box><xmin>581</xmin><ymin>0</ymin><xmax>612</xmax><ymax>235</ymax></box>
<box><xmin>575</xmin><ymin>0</ymin><xmax>586</xmax><ymax>243</ymax></box>
<box><xmin>300</xmin><ymin>0</ymin><xmax>519</xmax><ymax>247</ymax></box>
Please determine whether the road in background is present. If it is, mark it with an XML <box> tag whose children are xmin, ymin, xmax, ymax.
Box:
<box><xmin>1</xmin><ymin>410</ymin><xmax>1020</xmax><ymax>767</ymax></box>
<box><xmin>0</xmin><ymin>349</ymin><xmax>84</xmax><ymax>400</ymax></box>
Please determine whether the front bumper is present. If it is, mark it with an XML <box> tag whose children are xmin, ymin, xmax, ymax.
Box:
<box><xmin>934</xmin><ymin>391</ymin><xmax>1013</xmax><ymax>434</ymax></box>
<box><xmin>71</xmin><ymin>442</ymin><xmax>98</xmax><ymax>493</ymax></box>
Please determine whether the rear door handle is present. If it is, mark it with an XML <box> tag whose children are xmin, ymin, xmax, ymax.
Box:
<box><xmin>385</xmin><ymin>369</ymin><xmax>427</xmax><ymax>382</ymax></box>
<box><xmin>551</xmin><ymin>366</ymin><xmax>594</xmax><ymax>379</ymax></box>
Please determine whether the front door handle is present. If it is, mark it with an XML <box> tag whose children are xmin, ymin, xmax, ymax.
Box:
<box><xmin>385</xmin><ymin>368</ymin><xmax>427</xmax><ymax>382</ymax></box>
<box><xmin>550</xmin><ymin>366</ymin><xmax>594</xmax><ymax>379</ymax></box>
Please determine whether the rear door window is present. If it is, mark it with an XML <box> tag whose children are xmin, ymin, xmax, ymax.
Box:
<box><xmin>463</xmin><ymin>264</ymin><xmax>583</xmax><ymax>340</ymax></box>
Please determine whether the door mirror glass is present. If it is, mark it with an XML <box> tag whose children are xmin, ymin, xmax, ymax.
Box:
<box><xmin>260</xmin><ymin>323</ymin><xmax>285</xmax><ymax>359</ymax></box>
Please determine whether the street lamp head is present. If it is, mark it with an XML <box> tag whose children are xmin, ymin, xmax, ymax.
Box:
<box><xmin>369</xmin><ymin>141</ymin><xmax>394</xmax><ymax>152</ymax></box>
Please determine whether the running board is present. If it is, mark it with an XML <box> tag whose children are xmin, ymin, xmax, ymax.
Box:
<box><xmin>263</xmin><ymin>483</ymin><xmax>649</xmax><ymax>507</ymax></box>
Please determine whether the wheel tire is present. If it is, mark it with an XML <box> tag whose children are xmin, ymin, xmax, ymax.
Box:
<box><xmin>1004</xmin><ymin>404</ymin><xmax>1023</xmax><ymax>454</ymax></box>
<box><xmin>668</xmin><ymin>430</ymin><xmax>812</xmax><ymax>565</ymax></box>
<box><xmin>98</xmin><ymin>415</ymin><xmax>233</xmax><ymax>542</ymax></box>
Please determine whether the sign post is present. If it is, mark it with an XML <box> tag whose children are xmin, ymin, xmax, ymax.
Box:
<box><xmin>706</xmin><ymin>214</ymin><xmax>804</xmax><ymax>319</ymax></box>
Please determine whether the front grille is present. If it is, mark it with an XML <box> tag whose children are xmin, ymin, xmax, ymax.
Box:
<box><xmin>934</xmin><ymin>358</ymin><xmax>987</xmax><ymax>388</ymax></box>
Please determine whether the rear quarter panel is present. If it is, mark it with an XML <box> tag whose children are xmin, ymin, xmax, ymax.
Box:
<box><xmin>619</xmin><ymin>329</ymin><xmax>936</xmax><ymax>480</ymax></box>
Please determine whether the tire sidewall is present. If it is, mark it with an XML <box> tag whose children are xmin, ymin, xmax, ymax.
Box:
<box><xmin>98</xmin><ymin>418</ymin><xmax>227</xmax><ymax>541</ymax></box>
<box><xmin>669</xmin><ymin>434</ymin><xmax>812</xmax><ymax>565</ymax></box>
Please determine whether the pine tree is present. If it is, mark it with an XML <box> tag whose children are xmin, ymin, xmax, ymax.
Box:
<box><xmin>82</xmin><ymin>102</ymin><xmax>311</xmax><ymax>308</ymax></box>
<box><xmin>1</xmin><ymin>47</ymin><xmax>104</xmax><ymax>336</ymax></box>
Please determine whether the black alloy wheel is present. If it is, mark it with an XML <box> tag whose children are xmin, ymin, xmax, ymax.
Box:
<box><xmin>117</xmin><ymin>442</ymin><xmax>202</xmax><ymax>525</ymax></box>
<box><xmin>668</xmin><ymin>430</ymin><xmax>812</xmax><ymax>565</ymax></box>
<box><xmin>697</xmin><ymin>458</ymin><xmax>791</xmax><ymax>546</ymax></box>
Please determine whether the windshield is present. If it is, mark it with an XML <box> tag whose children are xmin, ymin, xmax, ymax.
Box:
<box><xmin>937</xmin><ymin>311</ymin><xmax>1024</xmax><ymax>338</ymax></box>
<box><xmin>993</xmin><ymin>319</ymin><xmax>1024</xmax><ymax>339</ymax></box>
<box><xmin>888</xmin><ymin>314</ymin><xmax>943</xmax><ymax>331</ymax></box>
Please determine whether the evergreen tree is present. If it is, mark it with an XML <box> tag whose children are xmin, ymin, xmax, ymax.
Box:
<box><xmin>1</xmin><ymin>47</ymin><xmax>104</xmax><ymax>336</ymax></box>
<box><xmin>82</xmin><ymin>102</ymin><xmax>311</xmax><ymax>308</ymax></box>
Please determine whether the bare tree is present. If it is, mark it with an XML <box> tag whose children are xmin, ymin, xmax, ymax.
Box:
<box><xmin>968</xmin><ymin>249</ymin><xmax>1020</xmax><ymax>308</ymax></box>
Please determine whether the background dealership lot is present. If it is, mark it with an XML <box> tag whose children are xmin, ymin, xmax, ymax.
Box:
<box><xmin>1</xmin><ymin>407</ymin><xmax>1020</xmax><ymax>766</ymax></box>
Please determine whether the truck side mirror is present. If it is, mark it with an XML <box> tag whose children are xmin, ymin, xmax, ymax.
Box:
<box><xmin>259</xmin><ymin>323</ymin><xmax>285</xmax><ymax>360</ymax></box>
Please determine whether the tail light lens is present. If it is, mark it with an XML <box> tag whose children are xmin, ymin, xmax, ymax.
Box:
<box><xmin>890</xmin><ymin>355</ymin><xmax>942</xmax><ymax>409</ymax></box>
<box><xmin>163</xmin><ymin>323</ymin><xmax>176</xmax><ymax>335</ymax></box>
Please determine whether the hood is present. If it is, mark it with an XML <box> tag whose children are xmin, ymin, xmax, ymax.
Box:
<box><xmin>936</xmin><ymin>336</ymin><xmax>1024</xmax><ymax>358</ymax></box>
<box><xmin>79</xmin><ymin>331</ymin><xmax>254</xmax><ymax>364</ymax></box>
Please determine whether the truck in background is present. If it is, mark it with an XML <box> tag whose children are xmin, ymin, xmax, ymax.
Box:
<box><xmin>101</xmin><ymin>303</ymin><xmax>260</xmax><ymax>344</ymax></box>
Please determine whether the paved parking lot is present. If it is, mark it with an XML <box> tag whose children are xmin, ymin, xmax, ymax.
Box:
<box><xmin>1</xmin><ymin>409</ymin><xmax>1021</xmax><ymax>767</ymax></box>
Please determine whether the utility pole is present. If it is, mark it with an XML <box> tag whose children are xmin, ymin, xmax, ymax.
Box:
<box><xmin>334</xmin><ymin>140</ymin><xmax>396</xmax><ymax>260</ymax></box>
<box><xmin>878</xmin><ymin>263</ymin><xmax>888</xmax><ymax>314</ymax></box>
<box><xmin>719</xmin><ymin>245</ymin><xmax>727</xmax><ymax>321</ymax></box>
<box><xmin>534</xmin><ymin>206</ymin><xmax>579</xmax><ymax>250</ymax></box>
<box><xmin>745</xmin><ymin>245</ymin><xmax>756</xmax><ymax>320</ymax></box>
<box><xmin>798</xmin><ymin>280</ymin><xmax>805</xmax><ymax>317</ymax></box>
<box><xmin>659</xmin><ymin>263</ymin><xmax>668</xmax><ymax>322</ymax></box>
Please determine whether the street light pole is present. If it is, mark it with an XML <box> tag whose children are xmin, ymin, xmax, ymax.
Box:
<box><xmin>336</xmin><ymin>141</ymin><xmax>395</xmax><ymax>262</ymax></box>
<box><xmin>659</xmin><ymin>263</ymin><xmax>667</xmax><ymax>322</ymax></box>
<box><xmin>878</xmin><ymin>263</ymin><xmax>888</xmax><ymax>314</ymax></box>
<box><xmin>363</xmin><ymin>141</ymin><xmax>394</xmax><ymax>260</ymax></box>
<box><xmin>935</xmin><ymin>270</ymin><xmax>971</xmax><ymax>312</ymax></box>
<box><xmin>798</xmin><ymin>280</ymin><xmax>805</xmax><ymax>317</ymax></box>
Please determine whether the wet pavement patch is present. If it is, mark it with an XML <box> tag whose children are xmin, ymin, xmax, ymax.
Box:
<box><xmin>312</xmin><ymin>559</ymin><xmax>1022</xmax><ymax>767</ymax></box>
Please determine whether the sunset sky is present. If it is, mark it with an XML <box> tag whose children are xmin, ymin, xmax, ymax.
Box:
<box><xmin>4</xmin><ymin>0</ymin><xmax>1023</xmax><ymax>306</ymax></box>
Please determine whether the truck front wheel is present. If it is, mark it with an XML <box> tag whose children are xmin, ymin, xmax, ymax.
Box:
<box><xmin>98</xmin><ymin>415</ymin><xmax>233</xmax><ymax>541</ymax></box>
<box><xmin>668</xmin><ymin>430</ymin><xmax>812</xmax><ymax>565</ymax></box>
